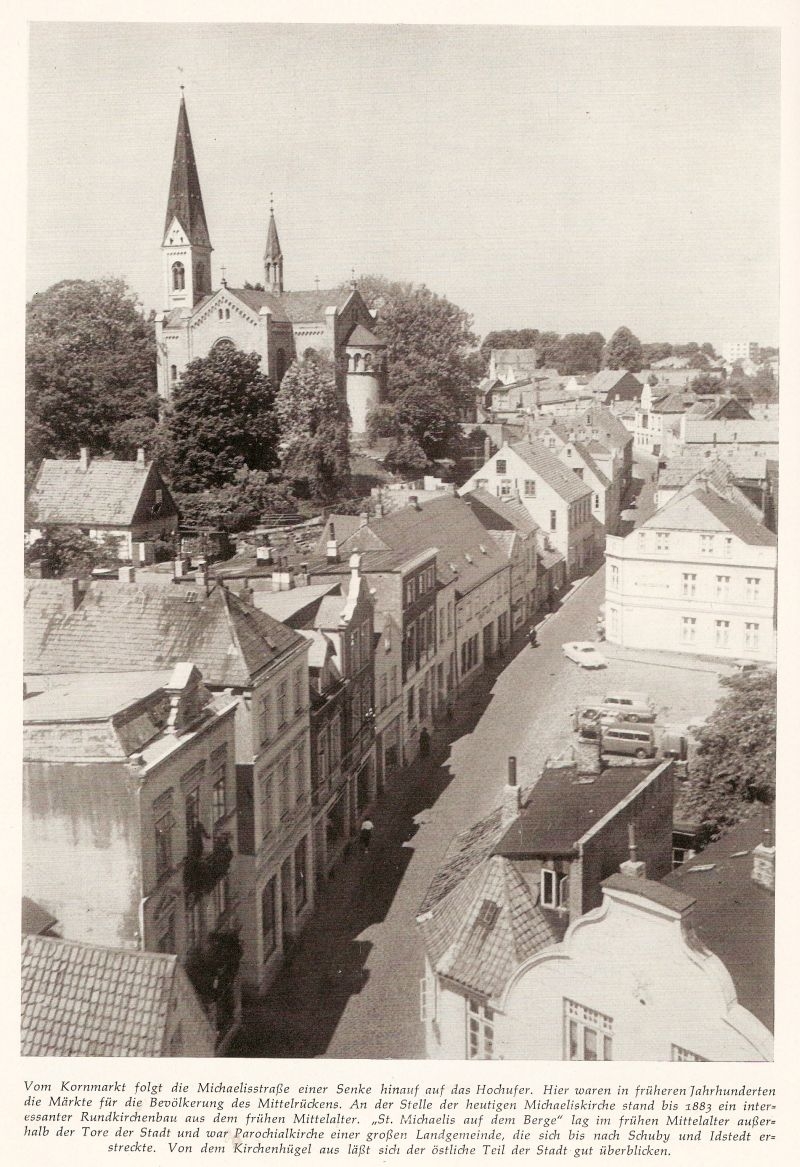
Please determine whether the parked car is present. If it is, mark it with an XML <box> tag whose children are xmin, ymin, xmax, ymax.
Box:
<box><xmin>596</xmin><ymin>691</ymin><xmax>656</xmax><ymax>722</ymax></box>
<box><xmin>600</xmin><ymin>724</ymin><xmax>657</xmax><ymax>759</ymax></box>
<box><xmin>562</xmin><ymin>641</ymin><xmax>607</xmax><ymax>669</ymax></box>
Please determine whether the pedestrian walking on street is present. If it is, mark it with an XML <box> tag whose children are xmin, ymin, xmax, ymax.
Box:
<box><xmin>359</xmin><ymin>818</ymin><xmax>374</xmax><ymax>852</ymax></box>
<box><xmin>419</xmin><ymin>727</ymin><xmax>431</xmax><ymax>757</ymax></box>
<box><xmin>528</xmin><ymin>626</ymin><xmax>538</xmax><ymax>648</ymax></box>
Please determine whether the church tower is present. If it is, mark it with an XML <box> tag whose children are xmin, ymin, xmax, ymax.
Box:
<box><xmin>264</xmin><ymin>199</ymin><xmax>284</xmax><ymax>294</ymax></box>
<box><xmin>162</xmin><ymin>91</ymin><xmax>213</xmax><ymax>310</ymax></box>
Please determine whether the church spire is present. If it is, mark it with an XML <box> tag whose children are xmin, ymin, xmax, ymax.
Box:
<box><xmin>164</xmin><ymin>91</ymin><xmax>211</xmax><ymax>249</ymax></box>
<box><xmin>264</xmin><ymin>196</ymin><xmax>284</xmax><ymax>294</ymax></box>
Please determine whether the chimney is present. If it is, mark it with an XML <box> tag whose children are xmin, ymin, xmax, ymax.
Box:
<box><xmin>79</xmin><ymin>447</ymin><xmax>89</xmax><ymax>472</ymax></box>
<box><xmin>620</xmin><ymin>822</ymin><xmax>646</xmax><ymax>880</ymax></box>
<box><xmin>326</xmin><ymin>525</ymin><xmax>339</xmax><ymax>563</ymax></box>
<box><xmin>501</xmin><ymin>757</ymin><xmax>521</xmax><ymax>827</ymax></box>
<box><xmin>296</xmin><ymin>561</ymin><xmax>309</xmax><ymax>587</ymax></box>
<box><xmin>484</xmin><ymin>436</ymin><xmax>492</xmax><ymax>459</ymax></box>
<box><xmin>752</xmin><ymin>804</ymin><xmax>775</xmax><ymax>892</ymax></box>
<box><xmin>359</xmin><ymin>512</ymin><xmax>369</xmax><ymax>528</ymax></box>
<box><xmin>271</xmin><ymin>561</ymin><xmax>294</xmax><ymax>591</ymax></box>
<box><xmin>256</xmin><ymin>543</ymin><xmax>273</xmax><ymax>566</ymax></box>
<box><xmin>349</xmin><ymin>551</ymin><xmax>362</xmax><ymax>581</ymax></box>
<box><xmin>118</xmin><ymin>565</ymin><xmax>136</xmax><ymax>583</ymax></box>
<box><xmin>408</xmin><ymin>495</ymin><xmax>421</xmax><ymax>511</ymax></box>
<box><xmin>575</xmin><ymin>734</ymin><xmax>603</xmax><ymax>775</ymax></box>
<box><xmin>136</xmin><ymin>447</ymin><xmax>146</xmax><ymax>468</ymax></box>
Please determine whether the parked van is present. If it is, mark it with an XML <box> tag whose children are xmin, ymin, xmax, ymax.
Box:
<box><xmin>600</xmin><ymin>724</ymin><xmax>657</xmax><ymax>759</ymax></box>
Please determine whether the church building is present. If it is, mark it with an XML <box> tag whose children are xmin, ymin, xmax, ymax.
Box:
<box><xmin>154</xmin><ymin>94</ymin><xmax>387</xmax><ymax>436</ymax></box>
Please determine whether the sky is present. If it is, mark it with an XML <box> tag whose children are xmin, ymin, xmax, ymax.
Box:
<box><xmin>27</xmin><ymin>22</ymin><xmax>780</xmax><ymax>349</ymax></box>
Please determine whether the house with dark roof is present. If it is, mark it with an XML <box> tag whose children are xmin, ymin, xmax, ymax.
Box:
<box><xmin>21</xmin><ymin>934</ymin><xmax>216</xmax><ymax>1057</ymax></box>
<box><xmin>23</xmin><ymin>663</ymin><xmax>243</xmax><ymax>1045</ymax></box>
<box><xmin>154</xmin><ymin>94</ymin><xmax>383</xmax><ymax>435</ymax></box>
<box><xmin>459</xmin><ymin>439</ymin><xmax>596</xmax><ymax>577</ymax></box>
<box><xmin>23</xmin><ymin>578</ymin><xmax>314</xmax><ymax>997</ymax></box>
<box><xmin>461</xmin><ymin>488</ymin><xmax>540</xmax><ymax>630</ymax></box>
<box><xmin>417</xmin><ymin>754</ymin><xmax>675</xmax><ymax>1059</ymax></box>
<box><xmin>494</xmin><ymin>812</ymin><xmax>774</xmax><ymax>1061</ymax></box>
<box><xmin>26</xmin><ymin>448</ymin><xmax>179</xmax><ymax>563</ymax></box>
<box><xmin>605</xmin><ymin>480</ymin><xmax>777</xmax><ymax>662</ymax></box>
<box><xmin>586</xmin><ymin>369</ymin><xmax>643</xmax><ymax>405</ymax></box>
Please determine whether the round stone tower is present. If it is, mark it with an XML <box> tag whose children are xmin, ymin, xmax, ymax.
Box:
<box><xmin>345</xmin><ymin>324</ymin><xmax>387</xmax><ymax>438</ymax></box>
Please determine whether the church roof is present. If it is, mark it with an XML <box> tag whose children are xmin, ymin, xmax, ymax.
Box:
<box><xmin>264</xmin><ymin>209</ymin><xmax>282</xmax><ymax>261</ymax></box>
<box><xmin>227</xmin><ymin>287</ymin><xmax>291</xmax><ymax>323</ymax></box>
<box><xmin>164</xmin><ymin>95</ymin><xmax>211</xmax><ymax>249</ymax></box>
<box><xmin>277</xmin><ymin>288</ymin><xmax>354</xmax><ymax>323</ymax></box>
<box><xmin>346</xmin><ymin>324</ymin><xmax>384</xmax><ymax>347</ymax></box>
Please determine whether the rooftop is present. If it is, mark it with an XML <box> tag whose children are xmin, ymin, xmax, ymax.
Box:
<box><xmin>643</xmin><ymin>485</ymin><xmax>776</xmax><ymax>547</ymax></box>
<box><xmin>27</xmin><ymin>457</ymin><xmax>175</xmax><ymax>528</ymax></box>
<box><xmin>509</xmin><ymin>440</ymin><xmax>592</xmax><ymax>504</ymax></box>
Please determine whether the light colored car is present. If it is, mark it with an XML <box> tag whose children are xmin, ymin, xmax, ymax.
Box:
<box><xmin>562</xmin><ymin>641</ymin><xmax>607</xmax><ymax>669</ymax></box>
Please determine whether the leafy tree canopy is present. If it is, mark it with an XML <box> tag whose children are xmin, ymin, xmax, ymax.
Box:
<box><xmin>176</xmin><ymin>471</ymin><xmax>298</xmax><ymax>535</ymax></box>
<box><xmin>480</xmin><ymin>328</ymin><xmax>540</xmax><ymax>355</ymax></box>
<box><xmin>641</xmin><ymin>342</ymin><xmax>673</xmax><ymax>366</ymax></box>
<box><xmin>682</xmin><ymin>671</ymin><xmax>776</xmax><ymax>845</ymax></box>
<box><xmin>382</xmin><ymin>435</ymin><xmax>429</xmax><ymax>479</ymax></box>
<box><xmin>688</xmin><ymin>372</ymin><xmax>726</xmax><ymax>395</ymax></box>
<box><xmin>274</xmin><ymin>352</ymin><xmax>350</xmax><ymax>502</ymax></box>
<box><xmin>166</xmin><ymin>346</ymin><xmax>280</xmax><ymax>493</ymax></box>
<box><xmin>603</xmin><ymin>326</ymin><xmax>644</xmax><ymax>373</ymax></box>
<box><xmin>26</xmin><ymin>527</ymin><xmax>121</xmax><ymax>579</ymax></box>
<box><xmin>557</xmin><ymin>332</ymin><xmax>605</xmax><ymax>375</ymax></box>
<box><xmin>26</xmin><ymin>278</ymin><xmax>158</xmax><ymax>465</ymax></box>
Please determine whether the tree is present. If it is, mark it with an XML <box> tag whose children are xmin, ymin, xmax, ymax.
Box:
<box><xmin>535</xmin><ymin>331</ymin><xmax>563</xmax><ymax>369</ymax></box>
<box><xmin>365</xmin><ymin>403</ymin><xmax>402</xmax><ymax>444</ymax></box>
<box><xmin>383</xmin><ymin>436</ymin><xmax>428</xmax><ymax>479</ymax></box>
<box><xmin>682</xmin><ymin>671</ymin><xmax>776</xmax><ymax>845</ymax></box>
<box><xmin>480</xmin><ymin>328</ymin><xmax>540</xmax><ymax>356</ymax></box>
<box><xmin>176</xmin><ymin>471</ymin><xmax>298</xmax><ymax>535</ymax></box>
<box><xmin>603</xmin><ymin>326</ymin><xmax>644</xmax><ymax>372</ymax></box>
<box><xmin>688</xmin><ymin>351</ymin><xmax>709</xmax><ymax>369</ymax></box>
<box><xmin>166</xmin><ymin>347</ymin><xmax>280</xmax><ymax>493</ymax></box>
<box><xmin>25</xmin><ymin>527</ymin><xmax>121</xmax><ymax>578</ymax></box>
<box><xmin>688</xmin><ymin>373</ymin><xmax>725</xmax><ymax>395</ymax></box>
<box><xmin>274</xmin><ymin>352</ymin><xmax>350</xmax><ymax>502</ymax></box>
<box><xmin>395</xmin><ymin>386</ymin><xmax>461</xmax><ymax>460</ymax></box>
<box><xmin>641</xmin><ymin>342</ymin><xmax>673</xmax><ymax>366</ymax></box>
<box><xmin>557</xmin><ymin>332</ymin><xmax>605</xmax><ymax>375</ymax></box>
<box><xmin>700</xmin><ymin>342</ymin><xmax>717</xmax><ymax>358</ymax></box>
<box><xmin>26</xmin><ymin>278</ymin><xmax>159</xmax><ymax>465</ymax></box>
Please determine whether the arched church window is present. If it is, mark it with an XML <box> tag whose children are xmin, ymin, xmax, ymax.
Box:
<box><xmin>276</xmin><ymin>349</ymin><xmax>287</xmax><ymax>382</ymax></box>
<box><xmin>304</xmin><ymin>347</ymin><xmax>317</xmax><ymax>361</ymax></box>
<box><xmin>364</xmin><ymin>353</ymin><xmax>372</xmax><ymax>371</ymax></box>
<box><xmin>170</xmin><ymin>364</ymin><xmax>177</xmax><ymax>382</ymax></box>
<box><xmin>172</xmin><ymin>262</ymin><xmax>185</xmax><ymax>291</ymax></box>
<box><xmin>218</xmin><ymin>308</ymin><xmax>223</xmax><ymax>320</ymax></box>
<box><xmin>225</xmin><ymin>308</ymin><xmax>230</xmax><ymax>320</ymax></box>
<box><xmin>212</xmin><ymin>338</ymin><xmax>235</xmax><ymax>356</ymax></box>
<box><xmin>354</xmin><ymin>353</ymin><xmax>362</xmax><ymax>372</ymax></box>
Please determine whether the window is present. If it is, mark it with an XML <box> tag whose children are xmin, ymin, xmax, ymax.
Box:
<box><xmin>185</xmin><ymin>787</ymin><xmax>200</xmax><ymax>842</ymax></box>
<box><xmin>261</xmin><ymin>878</ymin><xmax>277</xmax><ymax>959</ymax></box>
<box><xmin>550</xmin><ymin>510</ymin><xmax>557</xmax><ymax>532</ymax></box>
<box><xmin>637</xmin><ymin>531</ymin><xmax>646</xmax><ymax>551</ymax></box>
<box><xmin>391</xmin><ymin>666</ymin><xmax>398</xmax><ymax>702</ymax></box>
<box><xmin>495</xmin><ymin>459</ymin><xmax>507</xmax><ymax>474</ymax></box>
<box><xmin>655</xmin><ymin>532</ymin><xmax>670</xmax><ymax>553</ymax></box>
<box><xmin>293</xmin><ymin>668</ymin><xmax>304</xmax><ymax>714</ymax></box>
<box><xmin>154</xmin><ymin>811</ymin><xmax>174</xmax><ymax>880</ymax></box>
<box><xmin>259</xmin><ymin>692</ymin><xmax>271</xmax><ymax>744</ymax></box>
<box><xmin>681</xmin><ymin>617</ymin><xmax>696</xmax><ymax>643</ymax></box>
<box><xmin>294</xmin><ymin>839</ymin><xmax>308</xmax><ymax>911</ymax></box>
<box><xmin>746</xmin><ymin>577</ymin><xmax>761</xmax><ymax>602</ymax></box>
<box><xmin>682</xmin><ymin>573</ymin><xmax>696</xmax><ymax>598</ymax></box>
<box><xmin>671</xmin><ymin>1045</ymin><xmax>706</xmax><ymax>1062</ymax></box>
<box><xmin>279</xmin><ymin>754</ymin><xmax>292</xmax><ymax>816</ymax></box>
<box><xmin>700</xmin><ymin>535</ymin><xmax>715</xmax><ymax>555</ymax></box>
<box><xmin>724</xmin><ymin>537</ymin><xmax>733</xmax><ymax>558</ymax></box>
<box><xmin>380</xmin><ymin>674</ymin><xmax>388</xmax><ymax>711</ymax></box>
<box><xmin>594</xmin><ymin>493</ymin><xmax>599</xmax><ymax>510</ymax></box>
<box><xmin>540</xmin><ymin>869</ymin><xmax>567</xmax><ymax>909</ymax></box>
<box><xmin>212</xmin><ymin>875</ymin><xmax>229</xmax><ymax>923</ymax></box>
<box><xmin>212</xmin><ymin>778</ymin><xmax>227</xmax><ymax>826</ymax></box>
<box><xmin>407</xmin><ymin>687</ymin><xmax>415</xmax><ymax>722</ymax></box>
<box><xmin>259</xmin><ymin>771</ymin><xmax>274</xmax><ymax>839</ymax></box>
<box><xmin>715</xmin><ymin>619</ymin><xmax>730</xmax><ymax>647</ymax></box>
<box><xmin>186</xmin><ymin>901</ymin><xmax>201</xmax><ymax>950</ymax></box>
<box><xmin>565</xmin><ymin>999</ymin><xmax>613</xmax><ymax>1061</ymax></box>
<box><xmin>156</xmin><ymin>914</ymin><xmax>176</xmax><ymax>954</ymax></box>
<box><xmin>170</xmin><ymin>364</ymin><xmax>177</xmax><ymax>382</ymax></box>
<box><xmin>715</xmin><ymin>575</ymin><xmax>730</xmax><ymax>601</ymax></box>
<box><xmin>329</xmin><ymin>717</ymin><xmax>341</xmax><ymax>768</ymax></box>
<box><xmin>317</xmin><ymin>735</ymin><xmax>328</xmax><ymax>786</ymax></box>
<box><xmin>294</xmin><ymin>743</ymin><xmax>306</xmax><ymax>803</ymax></box>
<box><xmin>745</xmin><ymin>622</ymin><xmax>760</xmax><ymax>650</ymax></box>
<box><xmin>277</xmin><ymin>680</ymin><xmax>288</xmax><ymax>728</ymax></box>
<box><xmin>467</xmin><ymin>998</ymin><xmax>494</xmax><ymax>1060</ymax></box>
<box><xmin>172</xmin><ymin>261</ymin><xmax>185</xmax><ymax>290</ymax></box>
<box><xmin>499</xmin><ymin>479</ymin><xmax>512</xmax><ymax>497</ymax></box>
<box><xmin>419</xmin><ymin>680</ymin><xmax>428</xmax><ymax>720</ymax></box>
<box><xmin>609</xmin><ymin>565</ymin><xmax>619</xmax><ymax>589</ymax></box>
<box><xmin>524</xmin><ymin>480</ymin><xmax>536</xmax><ymax>497</ymax></box>
<box><xmin>352</xmin><ymin>627</ymin><xmax>361</xmax><ymax>670</ymax></box>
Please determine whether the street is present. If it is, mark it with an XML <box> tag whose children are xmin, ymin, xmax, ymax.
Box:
<box><xmin>229</xmin><ymin>562</ymin><xmax>725</xmax><ymax>1060</ymax></box>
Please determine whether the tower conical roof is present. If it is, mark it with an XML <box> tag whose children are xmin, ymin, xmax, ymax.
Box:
<box><xmin>164</xmin><ymin>94</ymin><xmax>211</xmax><ymax>248</ymax></box>
<box><xmin>264</xmin><ymin>208</ymin><xmax>282</xmax><ymax>262</ymax></box>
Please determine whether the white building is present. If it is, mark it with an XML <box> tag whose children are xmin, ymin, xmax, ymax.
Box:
<box><xmin>605</xmin><ymin>482</ymin><xmax>777</xmax><ymax>662</ymax></box>
<box><xmin>723</xmin><ymin>341</ymin><xmax>759</xmax><ymax>363</ymax></box>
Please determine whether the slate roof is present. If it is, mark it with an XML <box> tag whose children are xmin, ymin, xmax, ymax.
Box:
<box><xmin>567</xmin><ymin>439</ymin><xmax>611</xmax><ymax>489</ymax></box>
<box><xmin>23</xmin><ymin>670</ymin><xmax>171</xmax><ymax>724</ymax></box>
<box><xmin>275</xmin><ymin>288</ymin><xmax>353</xmax><ymax>323</ymax></box>
<box><xmin>164</xmin><ymin>95</ymin><xmax>211</xmax><ymax>247</ymax></box>
<box><xmin>657</xmin><ymin>451</ymin><xmax>767</xmax><ymax>489</ymax></box>
<box><xmin>418</xmin><ymin>855</ymin><xmax>565</xmax><ymax>997</ymax></box>
<box><xmin>495</xmin><ymin>765</ymin><xmax>653</xmax><ymax>858</ymax></box>
<box><xmin>510</xmin><ymin>441</ymin><xmax>592</xmax><ymax>504</ymax></box>
<box><xmin>333</xmin><ymin>496</ymin><xmax>509</xmax><ymax>596</ymax></box>
<box><xmin>23</xmin><ymin>580</ymin><xmax>83</xmax><ymax>673</ymax></box>
<box><xmin>264</xmin><ymin>209</ymin><xmax>282</xmax><ymax>261</ymax></box>
<box><xmin>21</xmin><ymin>897</ymin><xmax>58</xmax><ymax>936</ymax></box>
<box><xmin>27</xmin><ymin>458</ymin><xmax>173</xmax><ymax>528</ymax></box>
<box><xmin>651</xmin><ymin>392</ymin><xmax>687</xmax><ymax>413</ymax></box>
<box><xmin>21</xmin><ymin>935</ymin><xmax>205</xmax><ymax>1057</ymax></box>
<box><xmin>643</xmin><ymin>486</ymin><xmax>776</xmax><ymax>547</ymax></box>
<box><xmin>251</xmin><ymin>583</ymin><xmax>339</xmax><ymax>625</ymax></box>
<box><xmin>682</xmin><ymin>418</ymin><xmax>778</xmax><ymax>445</ymax></box>
<box><xmin>462</xmin><ymin>488</ymin><xmax>540</xmax><ymax>535</ymax></box>
<box><xmin>25</xmin><ymin>580</ymin><xmax>304</xmax><ymax>687</ymax></box>
<box><xmin>587</xmin><ymin>369</ymin><xmax>641</xmax><ymax>397</ymax></box>
<box><xmin>663</xmin><ymin>814</ymin><xmax>774</xmax><ymax>1030</ymax></box>
<box><xmin>227</xmin><ymin>287</ymin><xmax>291</xmax><ymax>323</ymax></box>
<box><xmin>347</xmin><ymin>323</ymin><xmax>384</xmax><ymax>347</ymax></box>
<box><xmin>418</xmin><ymin>805</ymin><xmax>506</xmax><ymax>916</ymax></box>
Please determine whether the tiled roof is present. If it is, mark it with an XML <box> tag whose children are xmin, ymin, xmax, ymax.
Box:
<box><xmin>21</xmin><ymin>935</ymin><xmax>201</xmax><ymax>1057</ymax></box>
<box><xmin>510</xmin><ymin>441</ymin><xmax>592</xmax><ymax>504</ymax></box>
<box><xmin>419</xmin><ymin>855</ymin><xmax>564</xmax><ymax>998</ymax></box>
<box><xmin>495</xmin><ymin>764</ymin><xmax>654</xmax><ymax>858</ymax></box>
<box><xmin>251</xmin><ymin>583</ymin><xmax>339</xmax><ymax>625</ymax></box>
<box><xmin>657</xmin><ymin>451</ymin><xmax>765</xmax><ymax>489</ymax></box>
<box><xmin>644</xmin><ymin>486</ymin><xmax>776</xmax><ymax>546</ymax></box>
<box><xmin>275</xmin><ymin>288</ymin><xmax>352</xmax><ymax>323</ymax></box>
<box><xmin>346</xmin><ymin>323</ymin><xmax>383</xmax><ymax>347</ymax></box>
<box><xmin>663</xmin><ymin>814</ymin><xmax>774</xmax><ymax>1030</ymax></box>
<box><xmin>27</xmin><ymin>458</ymin><xmax>173</xmax><ymax>528</ymax></box>
<box><xmin>315</xmin><ymin>515</ymin><xmax>367</xmax><ymax>556</ymax></box>
<box><xmin>227</xmin><ymin>287</ymin><xmax>291</xmax><ymax>323</ymax></box>
<box><xmin>568</xmin><ymin>439</ymin><xmax>611</xmax><ymax>489</ymax></box>
<box><xmin>25</xmin><ymin>580</ymin><xmax>304</xmax><ymax>687</ymax></box>
<box><xmin>24</xmin><ymin>580</ymin><xmax>83</xmax><ymax>674</ymax></box>
<box><xmin>682</xmin><ymin>418</ymin><xmax>778</xmax><ymax>445</ymax></box>
<box><xmin>418</xmin><ymin>805</ymin><xmax>506</xmax><ymax>916</ymax></box>
<box><xmin>337</xmin><ymin>496</ymin><xmax>509</xmax><ymax>596</ymax></box>
<box><xmin>587</xmin><ymin>369</ymin><xmax>640</xmax><ymax>395</ymax></box>
<box><xmin>462</xmin><ymin>488</ymin><xmax>540</xmax><ymax>535</ymax></box>
<box><xmin>538</xmin><ymin>547</ymin><xmax>565</xmax><ymax>570</ymax></box>
<box><xmin>651</xmin><ymin>392</ymin><xmax>687</xmax><ymax>413</ymax></box>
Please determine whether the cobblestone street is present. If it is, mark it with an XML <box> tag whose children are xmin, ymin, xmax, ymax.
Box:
<box><xmin>229</xmin><ymin>565</ymin><xmax>728</xmax><ymax>1060</ymax></box>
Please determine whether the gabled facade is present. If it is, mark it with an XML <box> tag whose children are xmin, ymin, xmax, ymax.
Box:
<box><xmin>26</xmin><ymin>449</ymin><xmax>179</xmax><ymax>562</ymax></box>
<box><xmin>459</xmin><ymin>440</ymin><xmax>595</xmax><ymax>577</ymax></box>
<box><xmin>462</xmin><ymin>488</ymin><xmax>540</xmax><ymax>630</ymax></box>
<box><xmin>605</xmin><ymin>483</ymin><xmax>777</xmax><ymax>662</ymax></box>
<box><xmin>586</xmin><ymin>369</ymin><xmax>643</xmax><ymax>405</ymax></box>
